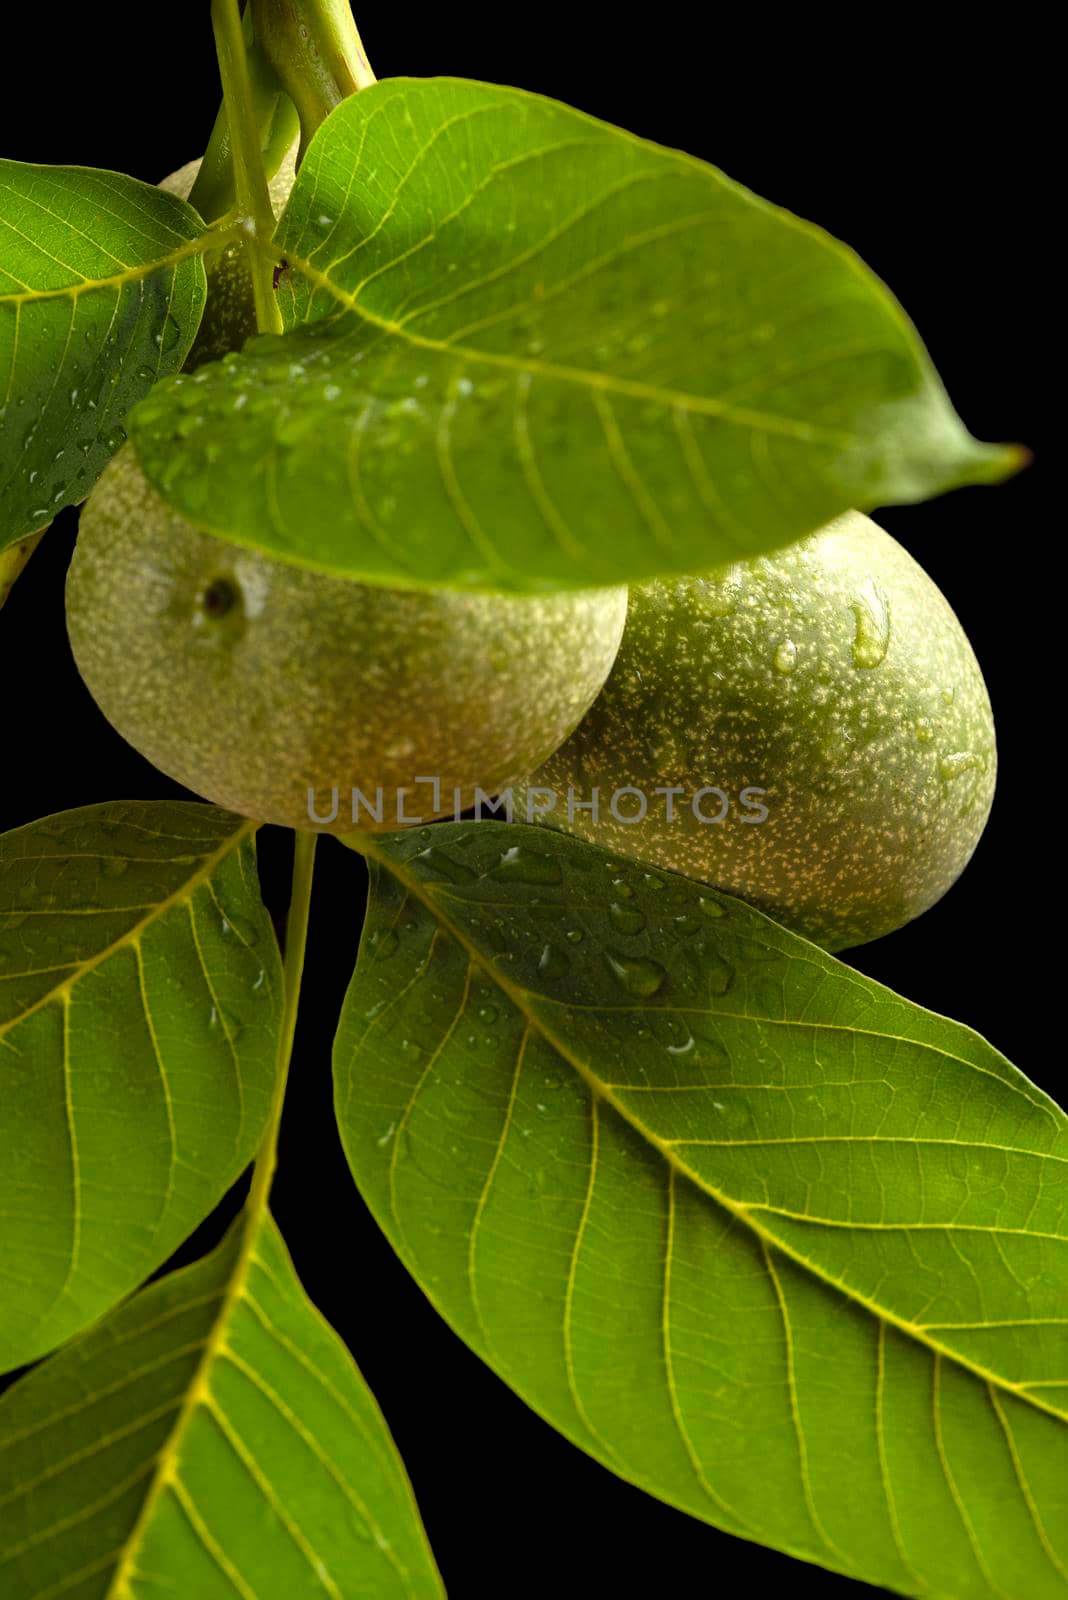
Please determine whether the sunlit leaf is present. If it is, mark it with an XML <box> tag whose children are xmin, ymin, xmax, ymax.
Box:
<box><xmin>0</xmin><ymin>1207</ymin><xmax>443</xmax><ymax>1597</ymax></box>
<box><xmin>0</xmin><ymin>802</ymin><xmax>281</xmax><ymax>1371</ymax></box>
<box><xmin>336</xmin><ymin>822</ymin><xmax>1068</xmax><ymax>1597</ymax></box>
<box><xmin>129</xmin><ymin>78</ymin><xmax>1016</xmax><ymax>593</ymax></box>
<box><xmin>0</xmin><ymin>162</ymin><xmax>206</xmax><ymax>550</ymax></box>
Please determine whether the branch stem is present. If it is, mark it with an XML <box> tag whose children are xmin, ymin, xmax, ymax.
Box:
<box><xmin>210</xmin><ymin>0</ymin><xmax>286</xmax><ymax>335</ymax></box>
<box><xmin>251</xmin><ymin>0</ymin><xmax>376</xmax><ymax>159</ymax></box>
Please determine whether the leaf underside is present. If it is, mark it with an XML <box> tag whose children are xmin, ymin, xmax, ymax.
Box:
<box><xmin>335</xmin><ymin>823</ymin><xmax>1068</xmax><ymax>1599</ymax></box>
<box><xmin>130</xmin><ymin>78</ymin><xmax>1013</xmax><ymax>593</ymax></box>
<box><xmin>0</xmin><ymin>802</ymin><xmax>282</xmax><ymax>1372</ymax></box>
<box><xmin>0</xmin><ymin>162</ymin><xmax>206</xmax><ymax>551</ymax></box>
<box><xmin>0</xmin><ymin>1208</ymin><xmax>443</xmax><ymax>1598</ymax></box>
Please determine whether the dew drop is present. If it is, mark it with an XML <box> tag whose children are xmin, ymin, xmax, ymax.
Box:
<box><xmin>490</xmin><ymin>846</ymin><xmax>562</xmax><ymax>886</ymax></box>
<box><xmin>939</xmin><ymin>751</ymin><xmax>980</xmax><ymax>782</ymax></box>
<box><xmin>604</xmin><ymin>950</ymin><xmax>666</xmax><ymax>998</ymax></box>
<box><xmin>537</xmin><ymin>942</ymin><xmax>570</xmax><ymax>979</ymax></box>
<box><xmin>155</xmin><ymin>314</ymin><xmax>182</xmax><ymax>354</ymax></box>
<box><xmin>850</xmin><ymin>579</ymin><xmax>891</xmax><ymax>669</ymax></box>
<box><xmin>368</xmin><ymin>927</ymin><xmax>399</xmax><ymax>960</ymax></box>
<box><xmin>564</xmin><ymin>927</ymin><xmax>585</xmax><ymax>943</ymax></box>
<box><xmin>225</xmin><ymin>911</ymin><xmax>261</xmax><ymax>944</ymax></box>
<box><xmin>914</xmin><ymin>717</ymin><xmax>934</xmax><ymax>743</ymax></box>
<box><xmin>698</xmin><ymin>895</ymin><xmax>726</xmax><ymax>919</ymax></box>
<box><xmin>703</xmin><ymin>566</ymin><xmax>742</xmax><ymax>617</ymax></box>
<box><xmin>773</xmin><ymin>638</ymin><xmax>798</xmax><ymax>674</ymax></box>
<box><xmin>610</xmin><ymin>877</ymin><xmax>634</xmax><ymax>900</ymax></box>
<box><xmin>477</xmin><ymin>1004</ymin><xmax>499</xmax><ymax>1024</ymax></box>
<box><xmin>414</xmin><ymin>846</ymin><xmax>476</xmax><ymax>884</ymax></box>
<box><xmin>706</xmin><ymin>955</ymin><xmax>734</xmax><ymax>995</ymax></box>
<box><xmin>609</xmin><ymin>901</ymin><xmax>646</xmax><ymax>935</ymax></box>
<box><xmin>673</xmin><ymin>912</ymin><xmax>702</xmax><ymax>936</ymax></box>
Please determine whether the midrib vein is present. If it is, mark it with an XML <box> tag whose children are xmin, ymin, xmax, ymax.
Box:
<box><xmin>362</xmin><ymin>841</ymin><xmax>1068</xmax><ymax>1427</ymax></box>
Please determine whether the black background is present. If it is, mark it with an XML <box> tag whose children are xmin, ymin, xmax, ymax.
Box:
<box><xmin>0</xmin><ymin>8</ymin><xmax>1050</xmax><ymax>1596</ymax></box>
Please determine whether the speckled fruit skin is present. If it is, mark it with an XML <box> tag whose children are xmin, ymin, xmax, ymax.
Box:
<box><xmin>159</xmin><ymin>152</ymin><xmax>297</xmax><ymax>370</ymax></box>
<box><xmin>524</xmin><ymin>511</ymin><xmax>996</xmax><ymax>951</ymax></box>
<box><xmin>67</xmin><ymin>449</ymin><xmax>627</xmax><ymax>833</ymax></box>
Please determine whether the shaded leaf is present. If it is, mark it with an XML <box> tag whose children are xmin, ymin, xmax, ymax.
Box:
<box><xmin>0</xmin><ymin>802</ymin><xmax>281</xmax><ymax>1371</ymax></box>
<box><xmin>0</xmin><ymin>163</ymin><xmax>207</xmax><ymax>550</ymax></box>
<box><xmin>0</xmin><ymin>1208</ymin><xmax>443</xmax><ymax>1597</ymax></box>
<box><xmin>131</xmin><ymin>77</ymin><xmax>1015</xmax><ymax>593</ymax></box>
<box><xmin>0</xmin><ymin>525</ymin><xmax>45</xmax><ymax>613</ymax></box>
<box><xmin>335</xmin><ymin>822</ymin><xmax>1068</xmax><ymax>1597</ymax></box>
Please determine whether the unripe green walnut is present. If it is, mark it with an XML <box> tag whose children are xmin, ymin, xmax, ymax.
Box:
<box><xmin>67</xmin><ymin>449</ymin><xmax>627</xmax><ymax>832</ymax></box>
<box><xmin>524</xmin><ymin>512</ymin><xmax>995</xmax><ymax>951</ymax></box>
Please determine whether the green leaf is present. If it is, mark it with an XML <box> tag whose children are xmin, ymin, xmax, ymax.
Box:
<box><xmin>0</xmin><ymin>802</ymin><xmax>282</xmax><ymax>1372</ymax></box>
<box><xmin>0</xmin><ymin>1207</ymin><xmax>444</xmax><ymax>1598</ymax></box>
<box><xmin>335</xmin><ymin>822</ymin><xmax>1068</xmax><ymax>1597</ymax></box>
<box><xmin>0</xmin><ymin>526</ymin><xmax>45</xmax><ymax>613</ymax></box>
<box><xmin>130</xmin><ymin>77</ymin><xmax>1016</xmax><ymax>593</ymax></box>
<box><xmin>0</xmin><ymin>162</ymin><xmax>207</xmax><ymax>551</ymax></box>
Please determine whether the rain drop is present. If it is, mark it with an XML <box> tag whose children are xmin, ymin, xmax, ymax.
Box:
<box><xmin>773</xmin><ymin>638</ymin><xmax>798</xmax><ymax>675</ymax></box>
<box><xmin>537</xmin><ymin>942</ymin><xmax>570</xmax><ymax>980</ymax></box>
<box><xmin>414</xmin><ymin>846</ymin><xmax>476</xmax><ymax>884</ymax></box>
<box><xmin>939</xmin><ymin>751</ymin><xmax>980</xmax><ymax>782</ymax></box>
<box><xmin>490</xmin><ymin>846</ymin><xmax>562</xmax><ymax>886</ymax></box>
<box><xmin>609</xmin><ymin>901</ymin><xmax>646</xmax><ymax>936</ymax></box>
<box><xmin>850</xmin><ymin>579</ymin><xmax>890</xmax><ymax>669</ymax></box>
<box><xmin>368</xmin><ymin>928</ymin><xmax>399</xmax><ymax>959</ymax></box>
<box><xmin>604</xmin><ymin>951</ymin><xmax>667</xmax><ymax>998</ymax></box>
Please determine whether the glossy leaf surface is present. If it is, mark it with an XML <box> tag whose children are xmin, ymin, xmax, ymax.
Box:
<box><xmin>336</xmin><ymin>823</ymin><xmax>1068</xmax><ymax>1597</ymax></box>
<box><xmin>131</xmin><ymin>79</ymin><xmax>1013</xmax><ymax>592</ymax></box>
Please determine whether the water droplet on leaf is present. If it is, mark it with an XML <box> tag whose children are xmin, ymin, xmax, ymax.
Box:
<box><xmin>604</xmin><ymin>951</ymin><xmax>666</xmax><ymax>997</ymax></box>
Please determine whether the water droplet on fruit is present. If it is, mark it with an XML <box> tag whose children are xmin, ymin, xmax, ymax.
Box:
<box><xmin>939</xmin><ymin>751</ymin><xmax>980</xmax><ymax>782</ymax></box>
<box><xmin>703</xmin><ymin>567</ymin><xmax>742</xmax><ymax>617</ymax></box>
<box><xmin>850</xmin><ymin>579</ymin><xmax>890</xmax><ymax>668</ymax></box>
<box><xmin>773</xmin><ymin>638</ymin><xmax>798</xmax><ymax>674</ymax></box>
<box><xmin>490</xmin><ymin>846</ymin><xmax>562</xmax><ymax>885</ymax></box>
<box><xmin>604</xmin><ymin>951</ymin><xmax>666</xmax><ymax>997</ymax></box>
<box><xmin>609</xmin><ymin>902</ymin><xmax>646</xmax><ymax>935</ymax></box>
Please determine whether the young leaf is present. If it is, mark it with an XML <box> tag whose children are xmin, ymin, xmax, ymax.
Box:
<box><xmin>0</xmin><ymin>801</ymin><xmax>282</xmax><ymax>1372</ymax></box>
<box><xmin>130</xmin><ymin>77</ymin><xmax>1016</xmax><ymax>593</ymax></box>
<box><xmin>0</xmin><ymin>163</ymin><xmax>207</xmax><ymax>551</ymax></box>
<box><xmin>0</xmin><ymin>1208</ymin><xmax>443</xmax><ymax>1597</ymax></box>
<box><xmin>335</xmin><ymin>823</ymin><xmax>1068</xmax><ymax>1597</ymax></box>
